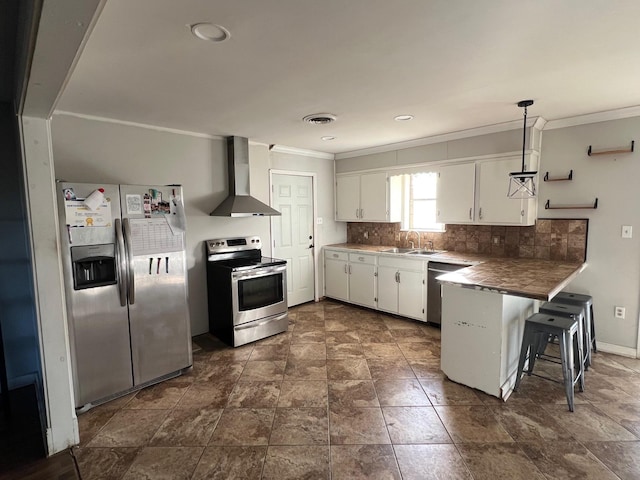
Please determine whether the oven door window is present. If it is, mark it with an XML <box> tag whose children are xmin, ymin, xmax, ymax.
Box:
<box><xmin>238</xmin><ymin>273</ymin><xmax>284</xmax><ymax>311</ymax></box>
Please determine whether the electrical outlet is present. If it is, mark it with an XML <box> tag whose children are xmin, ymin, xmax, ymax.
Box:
<box><xmin>614</xmin><ymin>306</ymin><xmax>626</xmax><ymax>319</ymax></box>
<box><xmin>622</xmin><ymin>225</ymin><xmax>632</xmax><ymax>238</ymax></box>
<box><xmin>316</xmin><ymin>217</ymin><xmax>323</xmax><ymax>225</ymax></box>
<box><xmin>363</xmin><ymin>231</ymin><xmax>369</xmax><ymax>239</ymax></box>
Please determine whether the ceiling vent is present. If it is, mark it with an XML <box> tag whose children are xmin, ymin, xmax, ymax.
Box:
<box><xmin>302</xmin><ymin>113</ymin><xmax>337</xmax><ymax>125</ymax></box>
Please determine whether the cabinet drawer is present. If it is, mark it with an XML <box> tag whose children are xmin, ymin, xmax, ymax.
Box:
<box><xmin>348</xmin><ymin>253</ymin><xmax>377</xmax><ymax>265</ymax></box>
<box><xmin>325</xmin><ymin>250</ymin><xmax>348</xmax><ymax>261</ymax></box>
<box><xmin>378</xmin><ymin>256</ymin><xmax>425</xmax><ymax>271</ymax></box>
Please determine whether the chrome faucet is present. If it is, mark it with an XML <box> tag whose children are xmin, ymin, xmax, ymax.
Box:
<box><xmin>427</xmin><ymin>240</ymin><xmax>434</xmax><ymax>252</ymax></box>
<box><xmin>406</xmin><ymin>230</ymin><xmax>421</xmax><ymax>249</ymax></box>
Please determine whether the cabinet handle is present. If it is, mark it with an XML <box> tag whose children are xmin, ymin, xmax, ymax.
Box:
<box><xmin>355</xmin><ymin>208</ymin><xmax>359</xmax><ymax>219</ymax></box>
<box><xmin>333</xmin><ymin>253</ymin><xmax>339</xmax><ymax>258</ymax></box>
<box><xmin>521</xmin><ymin>209</ymin><xmax>525</xmax><ymax>217</ymax></box>
<box><xmin>479</xmin><ymin>207</ymin><xmax>483</xmax><ymax>219</ymax></box>
<box><xmin>348</xmin><ymin>265</ymin><xmax>352</xmax><ymax>274</ymax></box>
<box><xmin>397</xmin><ymin>272</ymin><xmax>401</xmax><ymax>284</ymax></box>
<box><xmin>358</xmin><ymin>256</ymin><xmax>365</xmax><ymax>262</ymax></box>
<box><xmin>344</xmin><ymin>264</ymin><xmax>347</xmax><ymax>274</ymax></box>
<box><xmin>469</xmin><ymin>208</ymin><xmax>472</xmax><ymax>220</ymax></box>
<box><xmin>360</xmin><ymin>208</ymin><xmax>364</xmax><ymax>218</ymax></box>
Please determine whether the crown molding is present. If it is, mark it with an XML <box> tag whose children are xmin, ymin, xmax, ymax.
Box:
<box><xmin>544</xmin><ymin>105</ymin><xmax>640</xmax><ymax>130</ymax></box>
<box><xmin>335</xmin><ymin>117</ymin><xmax>542</xmax><ymax>160</ymax></box>
<box><xmin>53</xmin><ymin>111</ymin><xmax>223</xmax><ymax>140</ymax></box>
<box><xmin>269</xmin><ymin>144</ymin><xmax>334</xmax><ymax>159</ymax></box>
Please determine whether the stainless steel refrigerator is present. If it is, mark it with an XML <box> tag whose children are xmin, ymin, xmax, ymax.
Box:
<box><xmin>56</xmin><ymin>182</ymin><xmax>192</xmax><ymax>408</ymax></box>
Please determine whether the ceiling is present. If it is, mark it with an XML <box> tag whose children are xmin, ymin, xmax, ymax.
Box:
<box><xmin>56</xmin><ymin>0</ymin><xmax>640</xmax><ymax>155</ymax></box>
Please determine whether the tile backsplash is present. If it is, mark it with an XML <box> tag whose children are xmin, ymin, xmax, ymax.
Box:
<box><xmin>346</xmin><ymin>219</ymin><xmax>588</xmax><ymax>262</ymax></box>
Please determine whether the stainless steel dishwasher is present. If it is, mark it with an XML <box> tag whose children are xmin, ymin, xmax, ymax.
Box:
<box><xmin>427</xmin><ymin>261</ymin><xmax>470</xmax><ymax>325</ymax></box>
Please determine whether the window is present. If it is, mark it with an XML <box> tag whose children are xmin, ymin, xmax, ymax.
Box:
<box><xmin>399</xmin><ymin>172</ymin><xmax>444</xmax><ymax>232</ymax></box>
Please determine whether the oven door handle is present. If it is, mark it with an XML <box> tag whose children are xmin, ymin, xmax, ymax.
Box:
<box><xmin>232</xmin><ymin>264</ymin><xmax>287</xmax><ymax>280</ymax></box>
<box><xmin>235</xmin><ymin>312</ymin><xmax>288</xmax><ymax>331</ymax></box>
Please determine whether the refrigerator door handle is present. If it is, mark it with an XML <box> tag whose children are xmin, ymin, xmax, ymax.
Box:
<box><xmin>123</xmin><ymin>218</ymin><xmax>135</xmax><ymax>305</ymax></box>
<box><xmin>115</xmin><ymin>219</ymin><xmax>127</xmax><ymax>307</ymax></box>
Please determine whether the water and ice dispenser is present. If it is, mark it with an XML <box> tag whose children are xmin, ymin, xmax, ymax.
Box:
<box><xmin>71</xmin><ymin>244</ymin><xmax>117</xmax><ymax>290</ymax></box>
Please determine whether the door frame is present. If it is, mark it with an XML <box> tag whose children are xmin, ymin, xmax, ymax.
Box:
<box><xmin>269</xmin><ymin>169</ymin><xmax>319</xmax><ymax>303</ymax></box>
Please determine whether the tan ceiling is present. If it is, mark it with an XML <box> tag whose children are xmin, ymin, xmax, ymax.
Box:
<box><xmin>56</xmin><ymin>0</ymin><xmax>640</xmax><ymax>154</ymax></box>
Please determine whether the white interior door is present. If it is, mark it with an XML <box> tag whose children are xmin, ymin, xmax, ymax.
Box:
<box><xmin>271</xmin><ymin>173</ymin><xmax>315</xmax><ymax>306</ymax></box>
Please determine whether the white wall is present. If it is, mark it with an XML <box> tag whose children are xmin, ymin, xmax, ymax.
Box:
<box><xmin>539</xmin><ymin>117</ymin><xmax>640</xmax><ymax>354</ymax></box>
<box><xmin>270</xmin><ymin>150</ymin><xmax>347</xmax><ymax>293</ymax></box>
<box><xmin>51</xmin><ymin>114</ymin><xmax>271</xmax><ymax>335</ymax></box>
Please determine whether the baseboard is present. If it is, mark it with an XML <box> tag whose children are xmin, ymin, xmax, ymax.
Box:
<box><xmin>596</xmin><ymin>342</ymin><xmax>637</xmax><ymax>359</ymax></box>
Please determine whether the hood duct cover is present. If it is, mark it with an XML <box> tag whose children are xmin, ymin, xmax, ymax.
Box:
<box><xmin>210</xmin><ymin>136</ymin><xmax>281</xmax><ymax>217</ymax></box>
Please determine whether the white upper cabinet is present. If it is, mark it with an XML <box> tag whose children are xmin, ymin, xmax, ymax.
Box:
<box><xmin>336</xmin><ymin>172</ymin><xmax>400</xmax><ymax>222</ymax></box>
<box><xmin>476</xmin><ymin>157</ymin><xmax>535</xmax><ymax>225</ymax></box>
<box><xmin>436</xmin><ymin>163</ymin><xmax>476</xmax><ymax>224</ymax></box>
<box><xmin>436</xmin><ymin>156</ymin><xmax>537</xmax><ymax>226</ymax></box>
<box><xmin>336</xmin><ymin>175</ymin><xmax>361</xmax><ymax>221</ymax></box>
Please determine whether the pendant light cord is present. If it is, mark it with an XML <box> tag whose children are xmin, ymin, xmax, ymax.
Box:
<box><xmin>521</xmin><ymin>104</ymin><xmax>527</xmax><ymax>173</ymax></box>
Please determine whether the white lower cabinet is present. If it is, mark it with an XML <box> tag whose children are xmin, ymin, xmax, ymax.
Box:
<box><xmin>324</xmin><ymin>248</ymin><xmax>426</xmax><ymax>321</ymax></box>
<box><xmin>324</xmin><ymin>250</ymin><xmax>377</xmax><ymax>308</ymax></box>
<box><xmin>376</xmin><ymin>257</ymin><xmax>426</xmax><ymax>321</ymax></box>
<box><xmin>348</xmin><ymin>253</ymin><xmax>377</xmax><ymax>308</ymax></box>
<box><xmin>324</xmin><ymin>251</ymin><xmax>349</xmax><ymax>302</ymax></box>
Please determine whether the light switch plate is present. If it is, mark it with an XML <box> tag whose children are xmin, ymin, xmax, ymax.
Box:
<box><xmin>615</xmin><ymin>306</ymin><xmax>626</xmax><ymax>319</ymax></box>
<box><xmin>622</xmin><ymin>225</ymin><xmax>632</xmax><ymax>238</ymax></box>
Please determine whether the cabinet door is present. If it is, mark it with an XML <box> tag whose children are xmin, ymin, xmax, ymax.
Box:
<box><xmin>359</xmin><ymin>172</ymin><xmax>388</xmax><ymax>221</ymax></box>
<box><xmin>377</xmin><ymin>265</ymin><xmax>399</xmax><ymax>314</ymax></box>
<box><xmin>325</xmin><ymin>259</ymin><xmax>349</xmax><ymax>301</ymax></box>
<box><xmin>336</xmin><ymin>175</ymin><xmax>360</xmax><ymax>221</ymax></box>
<box><xmin>436</xmin><ymin>163</ymin><xmax>475</xmax><ymax>224</ymax></box>
<box><xmin>476</xmin><ymin>158</ymin><xmax>526</xmax><ymax>225</ymax></box>
<box><xmin>349</xmin><ymin>263</ymin><xmax>377</xmax><ymax>308</ymax></box>
<box><xmin>397</xmin><ymin>269</ymin><xmax>425</xmax><ymax>320</ymax></box>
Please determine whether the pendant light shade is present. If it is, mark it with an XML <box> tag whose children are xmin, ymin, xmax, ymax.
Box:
<box><xmin>508</xmin><ymin>100</ymin><xmax>537</xmax><ymax>199</ymax></box>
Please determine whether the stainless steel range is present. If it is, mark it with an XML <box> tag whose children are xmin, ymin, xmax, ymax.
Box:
<box><xmin>205</xmin><ymin>236</ymin><xmax>288</xmax><ymax>346</ymax></box>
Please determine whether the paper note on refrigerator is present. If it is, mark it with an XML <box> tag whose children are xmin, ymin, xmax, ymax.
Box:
<box><xmin>165</xmin><ymin>195</ymin><xmax>186</xmax><ymax>235</ymax></box>
<box><xmin>129</xmin><ymin>218</ymin><xmax>184</xmax><ymax>256</ymax></box>
<box><xmin>64</xmin><ymin>199</ymin><xmax>112</xmax><ymax>227</ymax></box>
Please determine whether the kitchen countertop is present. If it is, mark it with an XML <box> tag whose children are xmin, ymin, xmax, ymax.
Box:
<box><xmin>324</xmin><ymin>243</ymin><xmax>586</xmax><ymax>301</ymax></box>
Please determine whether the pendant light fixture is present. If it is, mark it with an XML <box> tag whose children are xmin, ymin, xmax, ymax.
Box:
<box><xmin>507</xmin><ymin>99</ymin><xmax>537</xmax><ymax>199</ymax></box>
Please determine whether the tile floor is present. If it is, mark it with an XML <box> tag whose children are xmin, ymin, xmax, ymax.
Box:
<box><xmin>70</xmin><ymin>300</ymin><xmax>640</xmax><ymax>479</ymax></box>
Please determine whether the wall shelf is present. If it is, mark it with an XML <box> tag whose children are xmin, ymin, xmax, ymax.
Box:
<box><xmin>543</xmin><ymin>170</ymin><xmax>573</xmax><ymax>182</ymax></box>
<box><xmin>587</xmin><ymin>141</ymin><xmax>634</xmax><ymax>156</ymax></box>
<box><xmin>545</xmin><ymin>198</ymin><xmax>598</xmax><ymax>210</ymax></box>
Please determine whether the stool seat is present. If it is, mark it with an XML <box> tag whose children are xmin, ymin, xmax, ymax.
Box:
<box><xmin>552</xmin><ymin>291</ymin><xmax>596</xmax><ymax>353</ymax></box>
<box><xmin>515</xmin><ymin>313</ymin><xmax>585</xmax><ymax>411</ymax></box>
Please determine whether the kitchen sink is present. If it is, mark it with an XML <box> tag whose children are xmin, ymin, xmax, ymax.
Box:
<box><xmin>406</xmin><ymin>249</ymin><xmax>441</xmax><ymax>256</ymax></box>
<box><xmin>381</xmin><ymin>247</ymin><xmax>415</xmax><ymax>254</ymax></box>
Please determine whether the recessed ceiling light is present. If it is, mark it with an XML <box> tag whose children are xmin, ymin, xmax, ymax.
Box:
<box><xmin>190</xmin><ymin>23</ymin><xmax>230</xmax><ymax>43</ymax></box>
<box><xmin>321</xmin><ymin>136</ymin><xmax>336</xmax><ymax>141</ymax></box>
<box><xmin>303</xmin><ymin>113</ymin><xmax>337</xmax><ymax>125</ymax></box>
<box><xmin>395</xmin><ymin>114</ymin><xmax>414</xmax><ymax>121</ymax></box>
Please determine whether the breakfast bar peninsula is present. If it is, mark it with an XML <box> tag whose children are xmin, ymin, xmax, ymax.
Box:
<box><xmin>436</xmin><ymin>257</ymin><xmax>586</xmax><ymax>400</ymax></box>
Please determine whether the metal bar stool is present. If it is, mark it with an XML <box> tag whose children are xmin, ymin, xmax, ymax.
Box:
<box><xmin>539</xmin><ymin>302</ymin><xmax>590</xmax><ymax>370</ymax></box>
<box><xmin>515</xmin><ymin>313</ymin><xmax>585</xmax><ymax>412</ymax></box>
<box><xmin>551</xmin><ymin>291</ymin><xmax>596</xmax><ymax>354</ymax></box>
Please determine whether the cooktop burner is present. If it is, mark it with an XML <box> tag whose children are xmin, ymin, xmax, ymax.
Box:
<box><xmin>205</xmin><ymin>236</ymin><xmax>286</xmax><ymax>271</ymax></box>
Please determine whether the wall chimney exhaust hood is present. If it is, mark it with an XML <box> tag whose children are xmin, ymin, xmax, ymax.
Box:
<box><xmin>210</xmin><ymin>136</ymin><xmax>281</xmax><ymax>217</ymax></box>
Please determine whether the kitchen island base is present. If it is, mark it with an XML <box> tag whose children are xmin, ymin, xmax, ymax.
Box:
<box><xmin>441</xmin><ymin>284</ymin><xmax>535</xmax><ymax>399</ymax></box>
